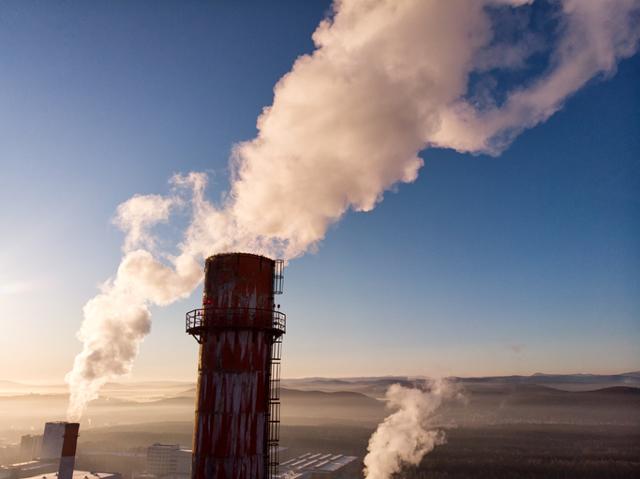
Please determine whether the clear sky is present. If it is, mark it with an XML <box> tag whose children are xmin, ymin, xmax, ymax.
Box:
<box><xmin>1</xmin><ymin>1</ymin><xmax>638</xmax><ymax>384</ymax></box>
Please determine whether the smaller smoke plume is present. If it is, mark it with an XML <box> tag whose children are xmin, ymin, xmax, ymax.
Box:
<box><xmin>65</xmin><ymin>175</ymin><xmax>205</xmax><ymax>420</ymax></box>
<box><xmin>363</xmin><ymin>379</ymin><xmax>461</xmax><ymax>479</ymax></box>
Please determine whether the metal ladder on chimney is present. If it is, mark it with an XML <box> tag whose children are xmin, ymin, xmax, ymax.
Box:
<box><xmin>267</xmin><ymin>259</ymin><xmax>285</xmax><ymax>478</ymax></box>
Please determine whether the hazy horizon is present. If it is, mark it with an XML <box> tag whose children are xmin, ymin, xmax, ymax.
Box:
<box><xmin>2</xmin><ymin>369</ymin><xmax>640</xmax><ymax>386</ymax></box>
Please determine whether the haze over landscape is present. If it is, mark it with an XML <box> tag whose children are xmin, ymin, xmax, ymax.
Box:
<box><xmin>1</xmin><ymin>1</ymin><xmax>639</xmax><ymax>478</ymax></box>
<box><xmin>1</xmin><ymin>373</ymin><xmax>639</xmax><ymax>477</ymax></box>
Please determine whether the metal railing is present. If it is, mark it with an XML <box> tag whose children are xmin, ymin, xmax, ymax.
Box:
<box><xmin>185</xmin><ymin>307</ymin><xmax>286</xmax><ymax>343</ymax></box>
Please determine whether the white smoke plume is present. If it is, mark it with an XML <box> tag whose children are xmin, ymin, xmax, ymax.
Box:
<box><xmin>363</xmin><ymin>380</ymin><xmax>462</xmax><ymax>479</ymax></box>
<box><xmin>66</xmin><ymin>0</ymin><xmax>640</xmax><ymax>418</ymax></box>
<box><xmin>65</xmin><ymin>175</ymin><xmax>205</xmax><ymax>419</ymax></box>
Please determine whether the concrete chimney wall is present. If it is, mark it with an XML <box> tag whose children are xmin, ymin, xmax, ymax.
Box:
<box><xmin>41</xmin><ymin>422</ymin><xmax>79</xmax><ymax>479</ymax></box>
<box><xmin>186</xmin><ymin>253</ymin><xmax>285</xmax><ymax>479</ymax></box>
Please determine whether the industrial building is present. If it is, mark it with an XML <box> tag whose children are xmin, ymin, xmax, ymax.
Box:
<box><xmin>277</xmin><ymin>453</ymin><xmax>359</xmax><ymax>478</ymax></box>
<box><xmin>0</xmin><ymin>459</ymin><xmax>54</xmax><ymax>479</ymax></box>
<box><xmin>146</xmin><ymin>444</ymin><xmax>191</xmax><ymax>478</ymax></box>
<box><xmin>18</xmin><ymin>436</ymin><xmax>42</xmax><ymax>462</ymax></box>
<box><xmin>185</xmin><ymin>253</ymin><xmax>286</xmax><ymax>479</ymax></box>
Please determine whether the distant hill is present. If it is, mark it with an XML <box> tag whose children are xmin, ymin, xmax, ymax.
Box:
<box><xmin>2</xmin><ymin>376</ymin><xmax>639</xmax><ymax>435</ymax></box>
<box><xmin>281</xmin><ymin>376</ymin><xmax>417</xmax><ymax>398</ymax></box>
<box><xmin>103</xmin><ymin>380</ymin><xmax>195</xmax><ymax>389</ymax></box>
<box><xmin>0</xmin><ymin>392</ymin><xmax>137</xmax><ymax>406</ymax></box>
<box><xmin>0</xmin><ymin>380</ymin><xmax>24</xmax><ymax>388</ymax></box>
<box><xmin>147</xmin><ymin>386</ymin><xmax>384</xmax><ymax>415</ymax></box>
<box><xmin>580</xmin><ymin>386</ymin><xmax>640</xmax><ymax>396</ymax></box>
<box><xmin>0</xmin><ymin>380</ymin><xmax>64</xmax><ymax>390</ymax></box>
<box><xmin>451</xmin><ymin>372</ymin><xmax>640</xmax><ymax>391</ymax></box>
<box><xmin>4</xmin><ymin>372</ymin><xmax>637</xmax><ymax>396</ymax></box>
<box><xmin>281</xmin><ymin>387</ymin><xmax>383</xmax><ymax>407</ymax></box>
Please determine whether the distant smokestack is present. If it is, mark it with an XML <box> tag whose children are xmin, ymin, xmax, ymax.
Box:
<box><xmin>186</xmin><ymin>253</ymin><xmax>285</xmax><ymax>479</ymax></box>
<box><xmin>41</xmin><ymin>422</ymin><xmax>79</xmax><ymax>479</ymax></box>
<box><xmin>364</xmin><ymin>380</ymin><xmax>461</xmax><ymax>479</ymax></box>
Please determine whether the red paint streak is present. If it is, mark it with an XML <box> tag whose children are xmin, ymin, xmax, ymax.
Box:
<box><xmin>60</xmin><ymin>423</ymin><xmax>79</xmax><ymax>457</ymax></box>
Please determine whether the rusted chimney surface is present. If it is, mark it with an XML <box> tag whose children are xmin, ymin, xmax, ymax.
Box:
<box><xmin>186</xmin><ymin>253</ymin><xmax>285</xmax><ymax>479</ymax></box>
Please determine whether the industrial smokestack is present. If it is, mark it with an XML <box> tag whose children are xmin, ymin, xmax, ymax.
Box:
<box><xmin>186</xmin><ymin>253</ymin><xmax>285</xmax><ymax>479</ymax></box>
<box><xmin>41</xmin><ymin>422</ymin><xmax>80</xmax><ymax>479</ymax></box>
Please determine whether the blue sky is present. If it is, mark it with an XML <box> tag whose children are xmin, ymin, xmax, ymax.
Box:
<box><xmin>0</xmin><ymin>1</ymin><xmax>638</xmax><ymax>383</ymax></box>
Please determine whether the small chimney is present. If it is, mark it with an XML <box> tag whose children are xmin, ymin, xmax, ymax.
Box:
<box><xmin>41</xmin><ymin>422</ymin><xmax>79</xmax><ymax>479</ymax></box>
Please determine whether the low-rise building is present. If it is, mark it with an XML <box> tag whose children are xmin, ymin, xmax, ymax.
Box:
<box><xmin>0</xmin><ymin>459</ymin><xmax>57</xmax><ymax>479</ymax></box>
<box><xmin>19</xmin><ymin>435</ymin><xmax>42</xmax><ymax>461</ymax></box>
<box><xmin>277</xmin><ymin>452</ymin><xmax>359</xmax><ymax>478</ymax></box>
<box><xmin>146</xmin><ymin>444</ymin><xmax>191</xmax><ymax>478</ymax></box>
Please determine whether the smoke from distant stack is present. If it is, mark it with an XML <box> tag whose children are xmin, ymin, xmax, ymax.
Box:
<box><xmin>363</xmin><ymin>380</ymin><xmax>462</xmax><ymax>479</ymax></box>
<box><xmin>66</xmin><ymin>0</ymin><xmax>640</xmax><ymax>419</ymax></box>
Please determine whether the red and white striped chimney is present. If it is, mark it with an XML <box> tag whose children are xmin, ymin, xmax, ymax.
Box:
<box><xmin>41</xmin><ymin>422</ymin><xmax>79</xmax><ymax>479</ymax></box>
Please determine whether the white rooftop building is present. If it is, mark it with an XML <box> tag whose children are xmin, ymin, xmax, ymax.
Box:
<box><xmin>277</xmin><ymin>452</ymin><xmax>359</xmax><ymax>478</ymax></box>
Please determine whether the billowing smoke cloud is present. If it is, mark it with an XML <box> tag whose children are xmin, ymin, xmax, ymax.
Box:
<box><xmin>65</xmin><ymin>176</ymin><xmax>205</xmax><ymax>419</ymax></box>
<box><xmin>363</xmin><ymin>380</ymin><xmax>461</xmax><ymax>479</ymax></box>
<box><xmin>431</xmin><ymin>0</ymin><xmax>640</xmax><ymax>153</ymax></box>
<box><xmin>66</xmin><ymin>0</ymin><xmax>640</xmax><ymax>418</ymax></box>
